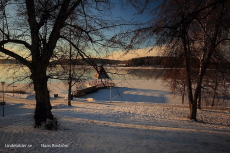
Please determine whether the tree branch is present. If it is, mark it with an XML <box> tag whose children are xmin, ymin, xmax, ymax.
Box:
<box><xmin>48</xmin><ymin>0</ymin><xmax>82</xmax><ymax>57</ymax></box>
<box><xmin>0</xmin><ymin>47</ymin><xmax>32</xmax><ymax>69</ymax></box>
<box><xmin>25</xmin><ymin>0</ymin><xmax>39</xmax><ymax>37</ymax></box>
<box><xmin>0</xmin><ymin>39</ymin><xmax>32</xmax><ymax>51</ymax></box>
<box><xmin>59</xmin><ymin>35</ymin><xmax>98</xmax><ymax>71</ymax></box>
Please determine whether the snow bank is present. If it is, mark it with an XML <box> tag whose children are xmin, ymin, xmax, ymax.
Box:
<box><xmin>0</xmin><ymin>79</ymin><xmax>229</xmax><ymax>153</ymax></box>
<box><xmin>0</xmin><ymin>100</ymin><xmax>229</xmax><ymax>153</ymax></box>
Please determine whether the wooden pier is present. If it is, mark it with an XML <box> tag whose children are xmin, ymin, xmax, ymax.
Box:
<box><xmin>73</xmin><ymin>65</ymin><xmax>114</xmax><ymax>97</ymax></box>
<box><xmin>73</xmin><ymin>81</ymin><xmax>115</xmax><ymax>97</ymax></box>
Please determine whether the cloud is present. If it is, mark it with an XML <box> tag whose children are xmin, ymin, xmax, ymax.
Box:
<box><xmin>106</xmin><ymin>46</ymin><xmax>163</xmax><ymax>60</ymax></box>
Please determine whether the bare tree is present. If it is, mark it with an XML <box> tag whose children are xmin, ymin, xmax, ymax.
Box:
<box><xmin>125</xmin><ymin>0</ymin><xmax>230</xmax><ymax>120</ymax></box>
<box><xmin>49</xmin><ymin>45</ymin><xmax>90</xmax><ymax>106</ymax></box>
<box><xmin>0</xmin><ymin>0</ymin><xmax>129</xmax><ymax>129</ymax></box>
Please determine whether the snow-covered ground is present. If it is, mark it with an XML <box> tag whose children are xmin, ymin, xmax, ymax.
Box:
<box><xmin>0</xmin><ymin>80</ymin><xmax>229</xmax><ymax>153</ymax></box>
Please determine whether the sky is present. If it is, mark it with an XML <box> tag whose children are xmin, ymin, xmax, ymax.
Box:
<box><xmin>112</xmin><ymin>3</ymin><xmax>150</xmax><ymax>22</ymax></box>
<box><xmin>105</xmin><ymin>1</ymin><xmax>160</xmax><ymax>60</ymax></box>
<box><xmin>106</xmin><ymin>47</ymin><xmax>163</xmax><ymax>60</ymax></box>
<box><xmin>0</xmin><ymin>1</ymin><xmax>160</xmax><ymax>60</ymax></box>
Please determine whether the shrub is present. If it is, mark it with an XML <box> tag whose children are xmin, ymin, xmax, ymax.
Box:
<box><xmin>45</xmin><ymin>117</ymin><xmax>59</xmax><ymax>130</ymax></box>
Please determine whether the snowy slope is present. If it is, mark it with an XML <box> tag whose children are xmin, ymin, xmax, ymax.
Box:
<box><xmin>0</xmin><ymin>80</ymin><xmax>229</xmax><ymax>153</ymax></box>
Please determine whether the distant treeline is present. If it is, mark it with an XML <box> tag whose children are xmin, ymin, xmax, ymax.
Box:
<box><xmin>0</xmin><ymin>58</ymin><xmax>121</xmax><ymax>66</ymax></box>
<box><xmin>124</xmin><ymin>56</ymin><xmax>163</xmax><ymax>67</ymax></box>
<box><xmin>49</xmin><ymin>58</ymin><xmax>121</xmax><ymax>66</ymax></box>
<box><xmin>123</xmin><ymin>56</ymin><xmax>230</xmax><ymax>68</ymax></box>
<box><xmin>123</xmin><ymin>56</ymin><xmax>183</xmax><ymax>67</ymax></box>
<box><xmin>1</xmin><ymin>56</ymin><xmax>229</xmax><ymax>69</ymax></box>
<box><xmin>0</xmin><ymin>59</ymin><xmax>20</xmax><ymax>64</ymax></box>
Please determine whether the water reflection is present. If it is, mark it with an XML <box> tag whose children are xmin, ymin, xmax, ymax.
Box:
<box><xmin>0</xmin><ymin>64</ymin><xmax>31</xmax><ymax>84</ymax></box>
<box><xmin>0</xmin><ymin>64</ymin><xmax>164</xmax><ymax>84</ymax></box>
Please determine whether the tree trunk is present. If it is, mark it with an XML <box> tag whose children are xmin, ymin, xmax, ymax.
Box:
<box><xmin>188</xmin><ymin>98</ymin><xmax>198</xmax><ymax>120</ymax></box>
<box><xmin>31</xmin><ymin>66</ymin><xmax>53</xmax><ymax>128</ymax></box>
<box><xmin>68</xmin><ymin>79</ymin><xmax>72</xmax><ymax>106</ymax></box>
<box><xmin>197</xmin><ymin>91</ymin><xmax>202</xmax><ymax>109</ymax></box>
<box><xmin>182</xmin><ymin>30</ymin><xmax>197</xmax><ymax>120</ymax></box>
<box><xmin>212</xmin><ymin>71</ymin><xmax>218</xmax><ymax>107</ymax></box>
<box><xmin>68</xmin><ymin>39</ymin><xmax>72</xmax><ymax>106</ymax></box>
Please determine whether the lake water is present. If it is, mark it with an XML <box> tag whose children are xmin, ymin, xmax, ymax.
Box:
<box><xmin>0</xmin><ymin>64</ymin><xmax>164</xmax><ymax>84</ymax></box>
<box><xmin>1</xmin><ymin>64</ymin><xmax>229</xmax><ymax>107</ymax></box>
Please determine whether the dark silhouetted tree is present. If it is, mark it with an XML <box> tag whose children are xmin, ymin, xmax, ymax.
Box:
<box><xmin>125</xmin><ymin>0</ymin><xmax>230</xmax><ymax>120</ymax></box>
<box><xmin>0</xmin><ymin>0</ymin><xmax>130</xmax><ymax>128</ymax></box>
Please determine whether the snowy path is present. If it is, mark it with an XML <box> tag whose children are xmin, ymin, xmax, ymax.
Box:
<box><xmin>0</xmin><ymin>97</ymin><xmax>230</xmax><ymax>153</ymax></box>
<box><xmin>0</xmin><ymin>79</ymin><xmax>230</xmax><ymax>153</ymax></box>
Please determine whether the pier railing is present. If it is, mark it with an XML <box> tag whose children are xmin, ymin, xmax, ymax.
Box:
<box><xmin>73</xmin><ymin>79</ymin><xmax>115</xmax><ymax>97</ymax></box>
